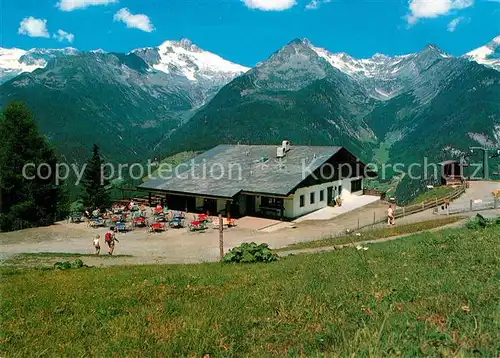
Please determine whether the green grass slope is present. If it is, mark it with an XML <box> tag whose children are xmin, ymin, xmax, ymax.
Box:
<box><xmin>1</xmin><ymin>225</ymin><xmax>499</xmax><ymax>356</ymax></box>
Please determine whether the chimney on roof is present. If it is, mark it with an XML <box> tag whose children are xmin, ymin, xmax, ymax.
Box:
<box><xmin>277</xmin><ymin>140</ymin><xmax>290</xmax><ymax>158</ymax></box>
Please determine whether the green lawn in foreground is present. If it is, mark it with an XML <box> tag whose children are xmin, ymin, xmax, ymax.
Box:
<box><xmin>1</xmin><ymin>225</ymin><xmax>499</xmax><ymax>356</ymax></box>
<box><xmin>276</xmin><ymin>217</ymin><xmax>464</xmax><ymax>252</ymax></box>
<box><xmin>2</xmin><ymin>253</ymin><xmax>133</xmax><ymax>268</ymax></box>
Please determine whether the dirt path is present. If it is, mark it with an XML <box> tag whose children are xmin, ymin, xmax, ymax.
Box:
<box><xmin>1</xmin><ymin>205</ymin><xmax>498</xmax><ymax>267</ymax></box>
<box><xmin>0</xmin><ymin>201</ymin><xmax>389</xmax><ymax>263</ymax></box>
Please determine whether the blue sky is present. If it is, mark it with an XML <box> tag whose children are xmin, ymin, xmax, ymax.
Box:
<box><xmin>1</xmin><ymin>0</ymin><xmax>499</xmax><ymax>67</ymax></box>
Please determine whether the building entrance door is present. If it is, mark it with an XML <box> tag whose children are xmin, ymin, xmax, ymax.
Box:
<box><xmin>327</xmin><ymin>187</ymin><xmax>333</xmax><ymax>204</ymax></box>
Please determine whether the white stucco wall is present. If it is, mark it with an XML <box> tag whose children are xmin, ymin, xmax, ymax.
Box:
<box><xmin>341</xmin><ymin>176</ymin><xmax>364</xmax><ymax>197</ymax></box>
<box><xmin>285</xmin><ymin>177</ymin><xmax>364</xmax><ymax>218</ymax></box>
<box><xmin>289</xmin><ymin>180</ymin><xmax>343</xmax><ymax>218</ymax></box>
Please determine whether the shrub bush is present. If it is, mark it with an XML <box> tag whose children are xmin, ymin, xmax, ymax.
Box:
<box><xmin>222</xmin><ymin>242</ymin><xmax>278</xmax><ymax>264</ymax></box>
<box><xmin>54</xmin><ymin>259</ymin><xmax>86</xmax><ymax>270</ymax></box>
<box><xmin>466</xmin><ymin>214</ymin><xmax>490</xmax><ymax>230</ymax></box>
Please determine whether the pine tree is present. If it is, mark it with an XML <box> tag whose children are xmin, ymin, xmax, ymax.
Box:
<box><xmin>0</xmin><ymin>102</ymin><xmax>66</xmax><ymax>231</ymax></box>
<box><xmin>81</xmin><ymin>144</ymin><xmax>111</xmax><ymax>210</ymax></box>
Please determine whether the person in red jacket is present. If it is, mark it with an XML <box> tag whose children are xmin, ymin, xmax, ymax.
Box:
<box><xmin>104</xmin><ymin>227</ymin><xmax>119</xmax><ymax>255</ymax></box>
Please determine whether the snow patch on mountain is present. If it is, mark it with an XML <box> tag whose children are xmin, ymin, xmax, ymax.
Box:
<box><xmin>468</xmin><ymin>132</ymin><xmax>497</xmax><ymax>148</ymax></box>
<box><xmin>134</xmin><ymin>39</ymin><xmax>249</xmax><ymax>82</ymax></box>
<box><xmin>492</xmin><ymin>125</ymin><xmax>500</xmax><ymax>145</ymax></box>
<box><xmin>464</xmin><ymin>36</ymin><xmax>500</xmax><ymax>71</ymax></box>
<box><xmin>0</xmin><ymin>47</ymin><xmax>78</xmax><ymax>84</ymax></box>
<box><xmin>443</xmin><ymin>146</ymin><xmax>466</xmax><ymax>157</ymax></box>
<box><xmin>0</xmin><ymin>48</ymin><xmax>44</xmax><ymax>79</ymax></box>
<box><xmin>309</xmin><ymin>44</ymin><xmax>418</xmax><ymax>80</ymax></box>
<box><xmin>375</xmin><ymin>88</ymin><xmax>393</xmax><ymax>98</ymax></box>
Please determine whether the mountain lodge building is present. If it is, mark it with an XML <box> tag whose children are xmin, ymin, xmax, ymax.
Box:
<box><xmin>139</xmin><ymin>142</ymin><xmax>368</xmax><ymax>220</ymax></box>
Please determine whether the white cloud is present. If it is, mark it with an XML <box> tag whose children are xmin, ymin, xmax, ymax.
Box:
<box><xmin>18</xmin><ymin>17</ymin><xmax>50</xmax><ymax>38</ymax></box>
<box><xmin>113</xmin><ymin>8</ymin><xmax>154</xmax><ymax>32</ymax></box>
<box><xmin>57</xmin><ymin>0</ymin><xmax>118</xmax><ymax>12</ymax></box>
<box><xmin>406</xmin><ymin>0</ymin><xmax>474</xmax><ymax>24</ymax></box>
<box><xmin>242</xmin><ymin>0</ymin><xmax>296</xmax><ymax>11</ymax></box>
<box><xmin>53</xmin><ymin>29</ymin><xmax>75</xmax><ymax>43</ymax></box>
<box><xmin>447</xmin><ymin>16</ymin><xmax>466</xmax><ymax>31</ymax></box>
<box><xmin>305</xmin><ymin>0</ymin><xmax>331</xmax><ymax>10</ymax></box>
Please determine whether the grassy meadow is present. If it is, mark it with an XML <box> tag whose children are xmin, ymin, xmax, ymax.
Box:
<box><xmin>276</xmin><ymin>217</ymin><xmax>464</xmax><ymax>252</ymax></box>
<box><xmin>408</xmin><ymin>186</ymin><xmax>455</xmax><ymax>205</ymax></box>
<box><xmin>1</xmin><ymin>224</ymin><xmax>499</xmax><ymax>356</ymax></box>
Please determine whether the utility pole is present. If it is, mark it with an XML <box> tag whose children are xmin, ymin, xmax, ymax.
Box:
<box><xmin>469</xmin><ymin>147</ymin><xmax>500</xmax><ymax>180</ymax></box>
<box><xmin>219</xmin><ymin>213</ymin><xmax>224</xmax><ymax>259</ymax></box>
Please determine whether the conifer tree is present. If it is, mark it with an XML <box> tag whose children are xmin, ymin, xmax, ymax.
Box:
<box><xmin>81</xmin><ymin>144</ymin><xmax>111</xmax><ymax>210</ymax></box>
<box><xmin>0</xmin><ymin>102</ymin><xmax>65</xmax><ymax>231</ymax></box>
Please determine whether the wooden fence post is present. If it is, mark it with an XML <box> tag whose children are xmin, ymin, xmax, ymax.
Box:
<box><xmin>357</xmin><ymin>217</ymin><xmax>360</xmax><ymax>230</ymax></box>
<box><xmin>219</xmin><ymin>214</ymin><xmax>224</xmax><ymax>259</ymax></box>
<box><xmin>470</xmin><ymin>199</ymin><xmax>473</xmax><ymax>212</ymax></box>
<box><xmin>373</xmin><ymin>211</ymin><xmax>376</xmax><ymax>225</ymax></box>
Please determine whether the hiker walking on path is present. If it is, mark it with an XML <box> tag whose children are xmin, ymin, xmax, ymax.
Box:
<box><xmin>105</xmin><ymin>227</ymin><xmax>119</xmax><ymax>255</ymax></box>
<box><xmin>93</xmin><ymin>235</ymin><xmax>101</xmax><ymax>255</ymax></box>
<box><xmin>387</xmin><ymin>205</ymin><xmax>395</xmax><ymax>226</ymax></box>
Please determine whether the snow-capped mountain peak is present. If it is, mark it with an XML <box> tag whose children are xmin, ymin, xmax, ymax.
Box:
<box><xmin>0</xmin><ymin>48</ymin><xmax>43</xmax><ymax>76</ymax></box>
<box><xmin>0</xmin><ymin>47</ymin><xmax>78</xmax><ymax>84</ymax></box>
<box><xmin>133</xmin><ymin>38</ymin><xmax>249</xmax><ymax>82</ymax></box>
<box><xmin>463</xmin><ymin>35</ymin><xmax>500</xmax><ymax>71</ymax></box>
<box><xmin>308</xmin><ymin>43</ymin><xmax>416</xmax><ymax>80</ymax></box>
<box><xmin>91</xmin><ymin>49</ymin><xmax>107</xmax><ymax>54</ymax></box>
<box><xmin>422</xmin><ymin>44</ymin><xmax>450</xmax><ymax>58</ymax></box>
<box><xmin>306</xmin><ymin>42</ymin><xmax>457</xmax><ymax>100</ymax></box>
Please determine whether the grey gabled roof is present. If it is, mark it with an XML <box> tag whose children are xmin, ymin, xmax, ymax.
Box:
<box><xmin>139</xmin><ymin>145</ymin><xmax>343</xmax><ymax>198</ymax></box>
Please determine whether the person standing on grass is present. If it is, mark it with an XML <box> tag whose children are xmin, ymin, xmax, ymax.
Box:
<box><xmin>387</xmin><ymin>205</ymin><xmax>395</xmax><ymax>226</ymax></box>
<box><xmin>105</xmin><ymin>227</ymin><xmax>119</xmax><ymax>255</ymax></box>
<box><xmin>93</xmin><ymin>234</ymin><xmax>101</xmax><ymax>255</ymax></box>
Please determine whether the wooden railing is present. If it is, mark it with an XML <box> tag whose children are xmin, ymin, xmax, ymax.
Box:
<box><xmin>394</xmin><ymin>184</ymin><xmax>467</xmax><ymax>219</ymax></box>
